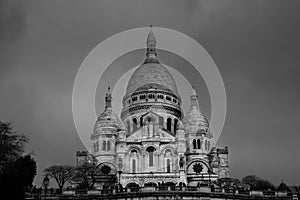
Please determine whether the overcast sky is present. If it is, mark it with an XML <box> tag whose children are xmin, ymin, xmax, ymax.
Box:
<box><xmin>1</xmin><ymin>0</ymin><xmax>300</xmax><ymax>186</ymax></box>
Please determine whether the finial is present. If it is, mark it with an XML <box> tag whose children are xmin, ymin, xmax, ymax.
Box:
<box><xmin>190</xmin><ymin>86</ymin><xmax>199</xmax><ymax>109</ymax></box>
<box><xmin>105</xmin><ymin>86</ymin><xmax>112</xmax><ymax>109</ymax></box>
<box><xmin>191</xmin><ymin>86</ymin><xmax>197</xmax><ymax>96</ymax></box>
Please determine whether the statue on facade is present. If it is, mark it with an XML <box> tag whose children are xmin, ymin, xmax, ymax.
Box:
<box><xmin>179</xmin><ymin>156</ymin><xmax>185</xmax><ymax>169</ymax></box>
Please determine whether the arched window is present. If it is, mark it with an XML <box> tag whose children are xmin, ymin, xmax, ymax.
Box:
<box><xmin>107</xmin><ymin>141</ymin><xmax>111</xmax><ymax>151</ymax></box>
<box><xmin>132</xmin><ymin>159</ymin><xmax>136</xmax><ymax>173</ymax></box>
<box><xmin>208</xmin><ymin>141</ymin><xmax>210</xmax><ymax>150</ymax></box>
<box><xmin>146</xmin><ymin>146</ymin><xmax>155</xmax><ymax>167</ymax></box>
<box><xmin>127</xmin><ymin>121</ymin><xmax>131</xmax><ymax>133</ymax></box>
<box><xmin>132</xmin><ymin>118</ymin><xmax>137</xmax><ymax>131</ymax></box>
<box><xmin>166</xmin><ymin>159</ymin><xmax>171</xmax><ymax>173</ymax></box>
<box><xmin>174</xmin><ymin>119</ymin><xmax>178</xmax><ymax>134</ymax></box>
<box><xmin>131</xmin><ymin>149</ymin><xmax>137</xmax><ymax>154</ymax></box>
<box><xmin>94</xmin><ymin>142</ymin><xmax>99</xmax><ymax>152</ymax></box>
<box><xmin>159</xmin><ymin>116</ymin><xmax>164</xmax><ymax>127</ymax></box>
<box><xmin>140</xmin><ymin>117</ymin><xmax>143</xmax><ymax>127</ymax></box>
<box><xmin>167</xmin><ymin>118</ymin><xmax>172</xmax><ymax>132</ymax></box>
<box><xmin>197</xmin><ymin>139</ymin><xmax>201</xmax><ymax>149</ymax></box>
<box><xmin>165</xmin><ymin>149</ymin><xmax>172</xmax><ymax>157</ymax></box>
<box><xmin>102</xmin><ymin>141</ymin><xmax>106</xmax><ymax>151</ymax></box>
<box><xmin>193</xmin><ymin>139</ymin><xmax>197</xmax><ymax>149</ymax></box>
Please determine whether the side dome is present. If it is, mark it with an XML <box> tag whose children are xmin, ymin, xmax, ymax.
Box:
<box><xmin>183</xmin><ymin>88</ymin><xmax>209</xmax><ymax>133</ymax></box>
<box><xmin>126</xmin><ymin>62</ymin><xmax>178</xmax><ymax>96</ymax></box>
<box><xmin>95</xmin><ymin>108</ymin><xmax>125</xmax><ymax>130</ymax></box>
<box><xmin>94</xmin><ymin>88</ymin><xmax>125</xmax><ymax>132</ymax></box>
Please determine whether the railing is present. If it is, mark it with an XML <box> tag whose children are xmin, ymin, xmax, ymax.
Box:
<box><xmin>25</xmin><ymin>187</ymin><xmax>300</xmax><ymax>200</ymax></box>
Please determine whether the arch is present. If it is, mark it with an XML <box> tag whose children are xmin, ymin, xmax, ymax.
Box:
<box><xmin>102</xmin><ymin>140</ymin><xmax>106</xmax><ymax>151</ymax></box>
<box><xmin>159</xmin><ymin>116</ymin><xmax>164</xmax><ymax>127</ymax></box>
<box><xmin>164</xmin><ymin>182</ymin><xmax>176</xmax><ymax>190</ymax></box>
<box><xmin>127</xmin><ymin>121</ymin><xmax>131</xmax><ymax>133</ymax></box>
<box><xmin>140</xmin><ymin>116</ymin><xmax>143</xmax><ymax>127</ymax></box>
<box><xmin>166</xmin><ymin>158</ymin><xmax>171</xmax><ymax>173</ymax></box>
<box><xmin>193</xmin><ymin>139</ymin><xmax>197</xmax><ymax>149</ymax></box>
<box><xmin>96</xmin><ymin>141</ymin><xmax>99</xmax><ymax>152</ymax></box>
<box><xmin>93</xmin><ymin>142</ymin><xmax>95</xmax><ymax>152</ymax></box>
<box><xmin>126</xmin><ymin>182</ymin><xmax>140</xmax><ymax>192</ymax></box>
<box><xmin>160</xmin><ymin>145</ymin><xmax>175</xmax><ymax>155</ymax></box>
<box><xmin>132</xmin><ymin>159</ymin><xmax>136</xmax><ymax>173</ymax></box>
<box><xmin>144</xmin><ymin>182</ymin><xmax>157</xmax><ymax>187</ymax></box>
<box><xmin>173</xmin><ymin>118</ymin><xmax>178</xmax><ymax>134</ymax></box>
<box><xmin>129</xmin><ymin>149</ymin><xmax>139</xmax><ymax>173</ymax></box>
<box><xmin>167</xmin><ymin>118</ymin><xmax>172</xmax><ymax>132</ymax></box>
<box><xmin>128</xmin><ymin>145</ymin><xmax>142</xmax><ymax>154</ymax></box>
<box><xmin>107</xmin><ymin>141</ymin><xmax>111</xmax><ymax>151</ymax></box>
<box><xmin>146</xmin><ymin>146</ymin><xmax>156</xmax><ymax>167</ymax></box>
<box><xmin>97</xmin><ymin>161</ymin><xmax>117</xmax><ymax>174</ymax></box>
<box><xmin>132</xmin><ymin>118</ymin><xmax>137</xmax><ymax>131</ymax></box>
<box><xmin>197</xmin><ymin>139</ymin><xmax>201</xmax><ymax>149</ymax></box>
<box><xmin>164</xmin><ymin>149</ymin><xmax>172</xmax><ymax>156</ymax></box>
<box><xmin>186</xmin><ymin>158</ymin><xmax>210</xmax><ymax>174</ymax></box>
<box><xmin>131</xmin><ymin>149</ymin><xmax>138</xmax><ymax>154</ymax></box>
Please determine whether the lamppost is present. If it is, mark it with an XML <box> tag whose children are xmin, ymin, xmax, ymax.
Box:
<box><xmin>42</xmin><ymin>175</ymin><xmax>49</xmax><ymax>200</ymax></box>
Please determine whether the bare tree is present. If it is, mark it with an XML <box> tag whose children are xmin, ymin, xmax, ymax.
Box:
<box><xmin>72</xmin><ymin>163</ymin><xmax>101</xmax><ymax>189</ymax></box>
<box><xmin>44</xmin><ymin>165</ymin><xmax>74</xmax><ymax>192</ymax></box>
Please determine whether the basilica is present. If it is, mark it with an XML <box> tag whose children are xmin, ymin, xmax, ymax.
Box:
<box><xmin>76</xmin><ymin>28</ymin><xmax>229</xmax><ymax>189</ymax></box>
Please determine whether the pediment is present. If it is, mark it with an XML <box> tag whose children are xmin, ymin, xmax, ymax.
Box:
<box><xmin>126</xmin><ymin>125</ymin><xmax>175</xmax><ymax>140</ymax></box>
<box><xmin>127</xmin><ymin>127</ymin><xmax>143</xmax><ymax>140</ymax></box>
<box><xmin>141</xmin><ymin>110</ymin><xmax>161</xmax><ymax>125</ymax></box>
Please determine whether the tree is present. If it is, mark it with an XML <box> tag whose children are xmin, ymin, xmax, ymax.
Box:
<box><xmin>44</xmin><ymin>165</ymin><xmax>74</xmax><ymax>192</ymax></box>
<box><xmin>242</xmin><ymin>175</ymin><xmax>260</xmax><ymax>189</ymax></box>
<box><xmin>0</xmin><ymin>155</ymin><xmax>37</xmax><ymax>200</ymax></box>
<box><xmin>0</xmin><ymin>121</ymin><xmax>35</xmax><ymax>200</ymax></box>
<box><xmin>214</xmin><ymin>178</ymin><xmax>242</xmax><ymax>189</ymax></box>
<box><xmin>0</xmin><ymin>121</ymin><xmax>28</xmax><ymax>171</ymax></box>
<box><xmin>254</xmin><ymin>179</ymin><xmax>274</xmax><ymax>190</ymax></box>
<box><xmin>73</xmin><ymin>163</ymin><xmax>101</xmax><ymax>189</ymax></box>
<box><xmin>242</xmin><ymin>175</ymin><xmax>274</xmax><ymax>191</ymax></box>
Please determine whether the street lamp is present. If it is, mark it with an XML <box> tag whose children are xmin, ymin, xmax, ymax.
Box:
<box><xmin>42</xmin><ymin>175</ymin><xmax>49</xmax><ymax>199</ymax></box>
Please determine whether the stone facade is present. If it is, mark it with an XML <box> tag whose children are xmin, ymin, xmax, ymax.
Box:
<box><xmin>76</xmin><ymin>28</ymin><xmax>229</xmax><ymax>189</ymax></box>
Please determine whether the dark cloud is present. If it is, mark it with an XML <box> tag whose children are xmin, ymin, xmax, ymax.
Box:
<box><xmin>0</xmin><ymin>0</ymin><xmax>300</xmax><ymax>186</ymax></box>
<box><xmin>0</xmin><ymin>0</ymin><xmax>27</xmax><ymax>42</ymax></box>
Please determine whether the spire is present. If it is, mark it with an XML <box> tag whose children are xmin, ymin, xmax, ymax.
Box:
<box><xmin>190</xmin><ymin>86</ymin><xmax>200</xmax><ymax>109</ymax></box>
<box><xmin>145</xmin><ymin>25</ymin><xmax>159</xmax><ymax>63</ymax></box>
<box><xmin>105</xmin><ymin>86</ymin><xmax>112</xmax><ymax>109</ymax></box>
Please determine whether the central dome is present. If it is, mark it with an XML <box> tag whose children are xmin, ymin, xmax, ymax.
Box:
<box><xmin>126</xmin><ymin>28</ymin><xmax>178</xmax><ymax>96</ymax></box>
<box><xmin>126</xmin><ymin>62</ymin><xmax>178</xmax><ymax>95</ymax></box>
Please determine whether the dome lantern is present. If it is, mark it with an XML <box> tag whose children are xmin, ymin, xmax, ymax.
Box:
<box><xmin>145</xmin><ymin>25</ymin><xmax>159</xmax><ymax>64</ymax></box>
